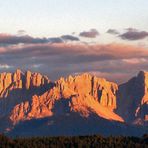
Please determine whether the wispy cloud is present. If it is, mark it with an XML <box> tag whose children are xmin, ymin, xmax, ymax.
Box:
<box><xmin>17</xmin><ymin>30</ymin><xmax>27</xmax><ymax>36</ymax></box>
<box><xmin>0</xmin><ymin>64</ymin><xmax>12</xmax><ymax>69</ymax></box>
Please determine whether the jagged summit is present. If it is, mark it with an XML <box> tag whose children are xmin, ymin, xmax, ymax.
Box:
<box><xmin>137</xmin><ymin>71</ymin><xmax>148</xmax><ymax>79</ymax></box>
<box><xmin>0</xmin><ymin>69</ymin><xmax>51</xmax><ymax>99</ymax></box>
<box><xmin>117</xmin><ymin>70</ymin><xmax>148</xmax><ymax>124</ymax></box>
<box><xmin>138</xmin><ymin>70</ymin><xmax>148</xmax><ymax>75</ymax></box>
<box><xmin>56</xmin><ymin>72</ymin><xmax>118</xmax><ymax>109</ymax></box>
<box><xmin>0</xmin><ymin>70</ymin><xmax>122</xmax><ymax>127</ymax></box>
<box><xmin>58</xmin><ymin>73</ymin><xmax>106</xmax><ymax>83</ymax></box>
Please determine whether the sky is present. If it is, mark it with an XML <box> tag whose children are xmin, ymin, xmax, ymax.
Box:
<box><xmin>0</xmin><ymin>0</ymin><xmax>148</xmax><ymax>83</ymax></box>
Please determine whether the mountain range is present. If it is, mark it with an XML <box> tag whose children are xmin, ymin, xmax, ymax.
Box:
<box><xmin>0</xmin><ymin>69</ymin><xmax>147</xmax><ymax>137</ymax></box>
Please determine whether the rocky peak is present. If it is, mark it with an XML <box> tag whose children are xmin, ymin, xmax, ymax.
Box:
<box><xmin>25</xmin><ymin>70</ymin><xmax>50</xmax><ymax>89</ymax></box>
<box><xmin>55</xmin><ymin>73</ymin><xmax>118</xmax><ymax>110</ymax></box>
<box><xmin>137</xmin><ymin>70</ymin><xmax>148</xmax><ymax>83</ymax></box>
<box><xmin>9</xmin><ymin>73</ymin><xmax>122</xmax><ymax>124</ymax></box>
<box><xmin>137</xmin><ymin>71</ymin><xmax>148</xmax><ymax>104</ymax></box>
<box><xmin>0</xmin><ymin>69</ymin><xmax>50</xmax><ymax>98</ymax></box>
<box><xmin>117</xmin><ymin>71</ymin><xmax>148</xmax><ymax>123</ymax></box>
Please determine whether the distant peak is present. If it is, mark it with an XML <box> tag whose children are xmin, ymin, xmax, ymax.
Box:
<box><xmin>138</xmin><ymin>70</ymin><xmax>145</xmax><ymax>74</ymax></box>
<box><xmin>137</xmin><ymin>70</ymin><xmax>148</xmax><ymax>78</ymax></box>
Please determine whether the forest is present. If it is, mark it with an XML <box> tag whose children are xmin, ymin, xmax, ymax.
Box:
<box><xmin>0</xmin><ymin>134</ymin><xmax>147</xmax><ymax>148</ymax></box>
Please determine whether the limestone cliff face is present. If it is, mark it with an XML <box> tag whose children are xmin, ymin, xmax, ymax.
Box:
<box><xmin>2</xmin><ymin>70</ymin><xmax>148</xmax><ymax>128</ymax></box>
<box><xmin>0</xmin><ymin>69</ymin><xmax>50</xmax><ymax>98</ymax></box>
<box><xmin>10</xmin><ymin>94</ymin><xmax>54</xmax><ymax>123</ymax></box>
<box><xmin>56</xmin><ymin>73</ymin><xmax>118</xmax><ymax>110</ymax></box>
<box><xmin>0</xmin><ymin>70</ymin><xmax>147</xmax><ymax>135</ymax></box>
<box><xmin>9</xmin><ymin>73</ymin><xmax>122</xmax><ymax>124</ymax></box>
<box><xmin>117</xmin><ymin>71</ymin><xmax>148</xmax><ymax>124</ymax></box>
<box><xmin>0</xmin><ymin>69</ymin><xmax>51</xmax><ymax>123</ymax></box>
<box><xmin>25</xmin><ymin>70</ymin><xmax>50</xmax><ymax>89</ymax></box>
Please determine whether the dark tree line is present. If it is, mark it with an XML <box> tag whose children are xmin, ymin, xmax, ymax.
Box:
<box><xmin>0</xmin><ymin>134</ymin><xmax>147</xmax><ymax>148</ymax></box>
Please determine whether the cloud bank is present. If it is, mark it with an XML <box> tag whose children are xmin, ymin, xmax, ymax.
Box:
<box><xmin>0</xmin><ymin>37</ymin><xmax>148</xmax><ymax>83</ymax></box>
<box><xmin>0</xmin><ymin>33</ymin><xmax>80</xmax><ymax>46</ymax></box>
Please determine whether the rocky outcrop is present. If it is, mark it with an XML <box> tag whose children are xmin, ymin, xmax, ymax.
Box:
<box><xmin>0</xmin><ymin>69</ymin><xmax>50</xmax><ymax>98</ymax></box>
<box><xmin>9</xmin><ymin>73</ymin><xmax>122</xmax><ymax>124</ymax></box>
<box><xmin>117</xmin><ymin>71</ymin><xmax>148</xmax><ymax>124</ymax></box>
<box><xmin>0</xmin><ymin>69</ymin><xmax>147</xmax><ymax>135</ymax></box>
<box><xmin>10</xmin><ymin>94</ymin><xmax>54</xmax><ymax>124</ymax></box>
<box><xmin>0</xmin><ymin>69</ymin><xmax>52</xmax><ymax>125</ymax></box>
<box><xmin>25</xmin><ymin>70</ymin><xmax>50</xmax><ymax>89</ymax></box>
<box><xmin>56</xmin><ymin>73</ymin><xmax>118</xmax><ymax>110</ymax></box>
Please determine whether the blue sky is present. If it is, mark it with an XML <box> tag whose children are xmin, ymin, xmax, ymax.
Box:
<box><xmin>0</xmin><ymin>0</ymin><xmax>148</xmax><ymax>37</ymax></box>
<box><xmin>0</xmin><ymin>0</ymin><xmax>148</xmax><ymax>83</ymax></box>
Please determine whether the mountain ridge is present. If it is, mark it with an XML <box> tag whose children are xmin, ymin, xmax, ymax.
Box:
<box><xmin>0</xmin><ymin>69</ymin><xmax>147</xmax><ymax>136</ymax></box>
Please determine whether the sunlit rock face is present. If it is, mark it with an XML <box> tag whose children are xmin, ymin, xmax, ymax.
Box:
<box><xmin>56</xmin><ymin>73</ymin><xmax>118</xmax><ymax>110</ymax></box>
<box><xmin>10</xmin><ymin>73</ymin><xmax>123</xmax><ymax>124</ymax></box>
<box><xmin>25</xmin><ymin>70</ymin><xmax>50</xmax><ymax>89</ymax></box>
<box><xmin>0</xmin><ymin>70</ymin><xmax>147</xmax><ymax>136</ymax></box>
<box><xmin>0</xmin><ymin>69</ymin><xmax>50</xmax><ymax>98</ymax></box>
<box><xmin>0</xmin><ymin>69</ymin><xmax>51</xmax><ymax>123</ymax></box>
<box><xmin>50</xmin><ymin>73</ymin><xmax>121</xmax><ymax>121</ymax></box>
<box><xmin>117</xmin><ymin>71</ymin><xmax>148</xmax><ymax>124</ymax></box>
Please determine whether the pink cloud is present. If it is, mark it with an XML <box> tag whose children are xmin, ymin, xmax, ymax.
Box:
<box><xmin>1</xmin><ymin>42</ymin><xmax>148</xmax><ymax>83</ymax></box>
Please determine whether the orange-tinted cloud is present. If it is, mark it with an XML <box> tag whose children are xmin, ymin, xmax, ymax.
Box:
<box><xmin>1</xmin><ymin>41</ymin><xmax>148</xmax><ymax>83</ymax></box>
<box><xmin>2</xmin><ymin>43</ymin><xmax>148</xmax><ymax>61</ymax></box>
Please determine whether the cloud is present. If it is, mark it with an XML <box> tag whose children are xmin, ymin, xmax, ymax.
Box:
<box><xmin>125</xmin><ymin>28</ymin><xmax>138</xmax><ymax>32</ymax></box>
<box><xmin>48</xmin><ymin>37</ymin><xmax>63</xmax><ymax>43</ymax></box>
<box><xmin>2</xmin><ymin>43</ymin><xmax>148</xmax><ymax>62</ymax></box>
<box><xmin>107</xmin><ymin>29</ymin><xmax>119</xmax><ymax>35</ymax></box>
<box><xmin>1</xmin><ymin>41</ymin><xmax>148</xmax><ymax>83</ymax></box>
<box><xmin>119</xmin><ymin>29</ymin><xmax>148</xmax><ymax>40</ymax></box>
<box><xmin>1</xmin><ymin>43</ymin><xmax>148</xmax><ymax>65</ymax></box>
<box><xmin>61</xmin><ymin>35</ymin><xmax>79</xmax><ymax>41</ymax></box>
<box><xmin>17</xmin><ymin>30</ymin><xmax>27</xmax><ymax>36</ymax></box>
<box><xmin>0</xmin><ymin>33</ymin><xmax>49</xmax><ymax>45</ymax></box>
<box><xmin>0</xmin><ymin>64</ymin><xmax>12</xmax><ymax>69</ymax></box>
<box><xmin>0</xmin><ymin>34</ymin><xmax>80</xmax><ymax>46</ymax></box>
<box><xmin>79</xmin><ymin>29</ymin><xmax>99</xmax><ymax>38</ymax></box>
<box><xmin>31</xmin><ymin>64</ymin><xmax>42</xmax><ymax>68</ymax></box>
